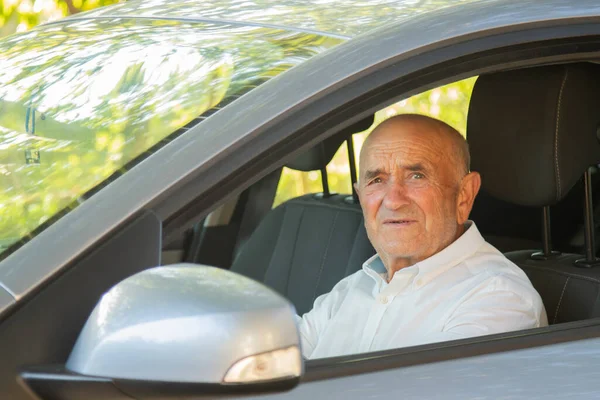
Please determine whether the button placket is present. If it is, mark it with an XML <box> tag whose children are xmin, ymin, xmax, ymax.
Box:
<box><xmin>362</xmin><ymin>273</ymin><xmax>414</xmax><ymax>351</ymax></box>
<box><xmin>358</xmin><ymin>300</ymin><xmax>388</xmax><ymax>352</ymax></box>
<box><xmin>358</xmin><ymin>274</ymin><xmax>392</xmax><ymax>352</ymax></box>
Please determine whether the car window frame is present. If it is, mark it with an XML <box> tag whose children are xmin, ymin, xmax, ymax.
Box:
<box><xmin>154</xmin><ymin>31</ymin><xmax>600</xmax><ymax>382</ymax></box>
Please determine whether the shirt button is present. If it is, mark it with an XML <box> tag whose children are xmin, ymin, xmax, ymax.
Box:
<box><xmin>378</xmin><ymin>295</ymin><xmax>389</xmax><ymax>304</ymax></box>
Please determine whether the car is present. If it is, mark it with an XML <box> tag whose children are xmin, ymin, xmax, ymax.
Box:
<box><xmin>2</xmin><ymin>0</ymin><xmax>600</xmax><ymax>398</ymax></box>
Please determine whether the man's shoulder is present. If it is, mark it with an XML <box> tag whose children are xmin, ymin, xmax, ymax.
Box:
<box><xmin>310</xmin><ymin>268</ymin><xmax>372</xmax><ymax>312</ymax></box>
<box><xmin>460</xmin><ymin>243</ymin><xmax>535</xmax><ymax>287</ymax></box>
<box><xmin>466</xmin><ymin>241</ymin><xmax>524</xmax><ymax>273</ymax></box>
<box><xmin>329</xmin><ymin>268</ymin><xmax>369</xmax><ymax>292</ymax></box>
<box><xmin>462</xmin><ymin>243</ymin><xmax>543</xmax><ymax>301</ymax></box>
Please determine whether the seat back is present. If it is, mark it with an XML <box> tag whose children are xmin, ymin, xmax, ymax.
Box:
<box><xmin>231</xmin><ymin>116</ymin><xmax>375</xmax><ymax>315</ymax></box>
<box><xmin>471</xmin><ymin>179</ymin><xmax>597</xmax><ymax>254</ymax></box>
<box><xmin>468</xmin><ymin>63</ymin><xmax>600</xmax><ymax>324</ymax></box>
<box><xmin>231</xmin><ymin>194</ymin><xmax>374</xmax><ymax>315</ymax></box>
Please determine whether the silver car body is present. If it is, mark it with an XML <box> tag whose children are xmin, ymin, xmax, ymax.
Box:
<box><xmin>1</xmin><ymin>0</ymin><xmax>600</xmax><ymax>399</ymax></box>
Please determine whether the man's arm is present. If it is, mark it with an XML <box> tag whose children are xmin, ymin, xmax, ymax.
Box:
<box><xmin>295</xmin><ymin>275</ymin><xmax>355</xmax><ymax>359</ymax></box>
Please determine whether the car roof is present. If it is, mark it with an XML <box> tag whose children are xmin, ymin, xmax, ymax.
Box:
<box><xmin>64</xmin><ymin>0</ymin><xmax>485</xmax><ymax>38</ymax></box>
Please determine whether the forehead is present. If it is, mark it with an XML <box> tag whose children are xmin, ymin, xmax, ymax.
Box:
<box><xmin>361</xmin><ymin>121</ymin><xmax>453</xmax><ymax>171</ymax></box>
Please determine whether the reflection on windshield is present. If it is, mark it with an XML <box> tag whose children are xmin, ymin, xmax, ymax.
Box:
<box><xmin>82</xmin><ymin>0</ymin><xmax>477</xmax><ymax>37</ymax></box>
<box><xmin>0</xmin><ymin>18</ymin><xmax>343</xmax><ymax>257</ymax></box>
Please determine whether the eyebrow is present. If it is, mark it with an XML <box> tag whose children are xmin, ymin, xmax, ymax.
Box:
<box><xmin>363</xmin><ymin>168</ymin><xmax>386</xmax><ymax>181</ymax></box>
<box><xmin>363</xmin><ymin>163</ymin><xmax>428</xmax><ymax>181</ymax></box>
<box><xmin>405</xmin><ymin>163</ymin><xmax>427</xmax><ymax>172</ymax></box>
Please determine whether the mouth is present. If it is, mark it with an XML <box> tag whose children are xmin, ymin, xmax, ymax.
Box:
<box><xmin>383</xmin><ymin>218</ymin><xmax>417</xmax><ymax>225</ymax></box>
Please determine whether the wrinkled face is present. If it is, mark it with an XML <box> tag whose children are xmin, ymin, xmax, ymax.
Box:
<box><xmin>356</xmin><ymin>120</ymin><xmax>465</xmax><ymax>266</ymax></box>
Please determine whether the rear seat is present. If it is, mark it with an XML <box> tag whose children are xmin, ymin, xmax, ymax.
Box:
<box><xmin>231</xmin><ymin>118</ymin><xmax>375</xmax><ymax>315</ymax></box>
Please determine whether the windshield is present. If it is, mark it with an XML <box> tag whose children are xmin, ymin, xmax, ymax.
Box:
<box><xmin>0</xmin><ymin>17</ymin><xmax>343</xmax><ymax>257</ymax></box>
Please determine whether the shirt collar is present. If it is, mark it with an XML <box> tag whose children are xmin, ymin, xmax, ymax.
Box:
<box><xmin>362</xmin><ymin>221</ymin><xmax>486</xmax><ymax>288</ymax></box>
<box><xmin>413</xmin><ymin>221</ymin><xmax>485</xmax><ymax>287</ymax></box>
<box><xmin>363</xmin><ymin>253</ymin><xmax>387</xmax><ymax>282</ymax></box>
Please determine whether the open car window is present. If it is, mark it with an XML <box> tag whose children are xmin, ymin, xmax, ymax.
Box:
<box><xmin>0</xmin><ymin>18</ymin><xmax>343</xmax><ymax>258</ymax></box>
<box><xmin>243</xmin><ymin>69</ymin><xmax>597</xmax><ymax>361</ymax></box>
<box><xmin>274</xmin><ymin>76</ymin><xmax>476</xmax><ymax>206</ymax></box>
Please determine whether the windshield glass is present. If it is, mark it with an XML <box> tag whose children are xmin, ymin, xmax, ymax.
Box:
<box><xmin>0</xmin><ymin>17</ymin><xmax>343</xmax><ymax>257</ymax></box>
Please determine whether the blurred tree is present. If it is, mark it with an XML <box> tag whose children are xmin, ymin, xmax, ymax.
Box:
<box><xmin>0</xmin><ymin>0</ymin><xmax>122</xmax><ymax>37</ymax></box>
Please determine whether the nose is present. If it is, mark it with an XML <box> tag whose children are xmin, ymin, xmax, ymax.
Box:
<box><xmin>382</xmin><ymin>179</ymin><xmax>410</xmax><ymax>210</ymax></box>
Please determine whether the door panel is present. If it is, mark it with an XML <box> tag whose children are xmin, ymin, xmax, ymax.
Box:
<box><xmin>0</xmin><ymin>211</ymin><xmax>160</xmax><ymax>400</ymax></box>
<box><xmin>247</xmin><ymin>337</ymin><xmax>600</xmax><ymax>399</ymax></box>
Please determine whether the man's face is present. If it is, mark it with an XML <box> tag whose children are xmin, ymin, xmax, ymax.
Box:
<box><xmin>355</xmin><ymin>120</ymin><xmax>466</xmax><ymax>266</ymax></box>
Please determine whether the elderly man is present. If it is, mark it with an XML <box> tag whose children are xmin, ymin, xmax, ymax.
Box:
<box><xmin>297</xmin><ymin>114</ymin><xmax>547</xmax><ymax>360</ymax></box>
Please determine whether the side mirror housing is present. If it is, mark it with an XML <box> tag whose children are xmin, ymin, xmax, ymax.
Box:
<box><xmin>22</xmin><ymin>264</ymin><xmax>303</xmax><ymax>399</ymax></box>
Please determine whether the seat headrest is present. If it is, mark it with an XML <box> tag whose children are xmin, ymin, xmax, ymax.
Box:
<box><xmin>468</xmin><ymin>63</ymin><xmax>600</xmax><ymax>207</ymax></box>
<box><xmin>286</xmin><ymin>115</ymin><xmax>374</xmax><ymax>171</ymax></box>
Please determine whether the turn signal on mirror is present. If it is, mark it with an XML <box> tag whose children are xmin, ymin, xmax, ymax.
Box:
<box><xmin>223</xmin><ymin>346</ymin><xmax>302</xmax><ymax>384</ymax></box>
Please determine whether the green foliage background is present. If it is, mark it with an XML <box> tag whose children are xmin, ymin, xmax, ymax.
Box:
<box><xmin>0</xmin><ymin>0</ymin><xmax>127</xmax><ymax>251</ymax></box>
<box><xmin>0</xmin><ymin>0</ymin><xmax>122</xmax><ymax>37</ymax></box>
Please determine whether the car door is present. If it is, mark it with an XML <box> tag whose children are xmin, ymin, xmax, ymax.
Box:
<box><xmin>3</xmin><ymin>1</ymin><xmax>600</xmax><ymax>399</ymax></box>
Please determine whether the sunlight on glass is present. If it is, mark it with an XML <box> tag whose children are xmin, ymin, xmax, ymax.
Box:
<box><xmin>80</xmin><ymin>0</ymin><xmax>476</xmax><ymax>38</ymax></box>
<box><xmin>0</xmin><ymin>18</ymin><xmax>342</xmax><ymax>256</ymax></box>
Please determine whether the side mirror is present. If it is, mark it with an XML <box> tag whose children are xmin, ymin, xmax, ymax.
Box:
<box><xmin>21</xmin><ymin>264</ymin><xmax>303</xmax><ymax>399</ymax></box>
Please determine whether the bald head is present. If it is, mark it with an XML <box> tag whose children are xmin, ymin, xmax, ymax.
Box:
<box><xmin>360</xmin><ymin>114</ymin><xmax>470</xmax><ymax>180</ymax></box>
<box><xmin>354</xmin><ymin>113</ymin><xmax>481</xmax><ymax>277</ymax></box>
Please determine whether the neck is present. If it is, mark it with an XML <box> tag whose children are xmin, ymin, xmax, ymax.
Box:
<box><xmin>383</xmin><ymin>223</ymin><xmax>466</xmax><ymax>282</ymax></box>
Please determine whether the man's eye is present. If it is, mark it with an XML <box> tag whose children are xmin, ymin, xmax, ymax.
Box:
<box><xmin>410</xmin><ymin>172</ymin><xmax>425</xmax><ymax>180</ymax></box>
<box><xmin>368</xmin><ymin>177</ymin><xmax>383</xmax><ymax>185</ymax></box>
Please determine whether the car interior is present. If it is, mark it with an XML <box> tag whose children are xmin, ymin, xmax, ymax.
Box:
<box><xmin>166</xmin><ymin>62</ymin><xmax>600</xmax><ymax>334</ymax></box>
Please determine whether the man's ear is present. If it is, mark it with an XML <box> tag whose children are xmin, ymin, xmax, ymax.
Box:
<box><xmin>456</xmin><ymin>171</ymin><xmax>481</xmax><ymax>224</ymax></box>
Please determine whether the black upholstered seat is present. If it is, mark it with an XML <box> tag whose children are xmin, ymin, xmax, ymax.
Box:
<box><xmin>468</xmin><ymin>63</ymin><xmax>600</xmax><ymax>324</ymax></box>
<box><xmin>231</xmin><ymin>117</ymin><xmax>375</xmax><ymax>315</ymax></box>
<box><xmin>231</xmin><ymin>194</ymin><xmax>374</xmax><ymax>315</ymax></box>
<box><xmin>507</xmin><ymin>251</ymin><xmax>600</xmax><ymax>324</ymax></box>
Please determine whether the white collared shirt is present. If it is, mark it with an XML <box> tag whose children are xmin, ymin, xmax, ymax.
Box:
<box><xmin>297</xmin><ymin>222</ymin><xmax>548</xmax><ymax>359</ymax></box>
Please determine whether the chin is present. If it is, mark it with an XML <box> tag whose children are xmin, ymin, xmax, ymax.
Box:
<box><xmin>384</xmin><ymin>246</ymin><xmax>419</xmax><ymax>259</ymax></box>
